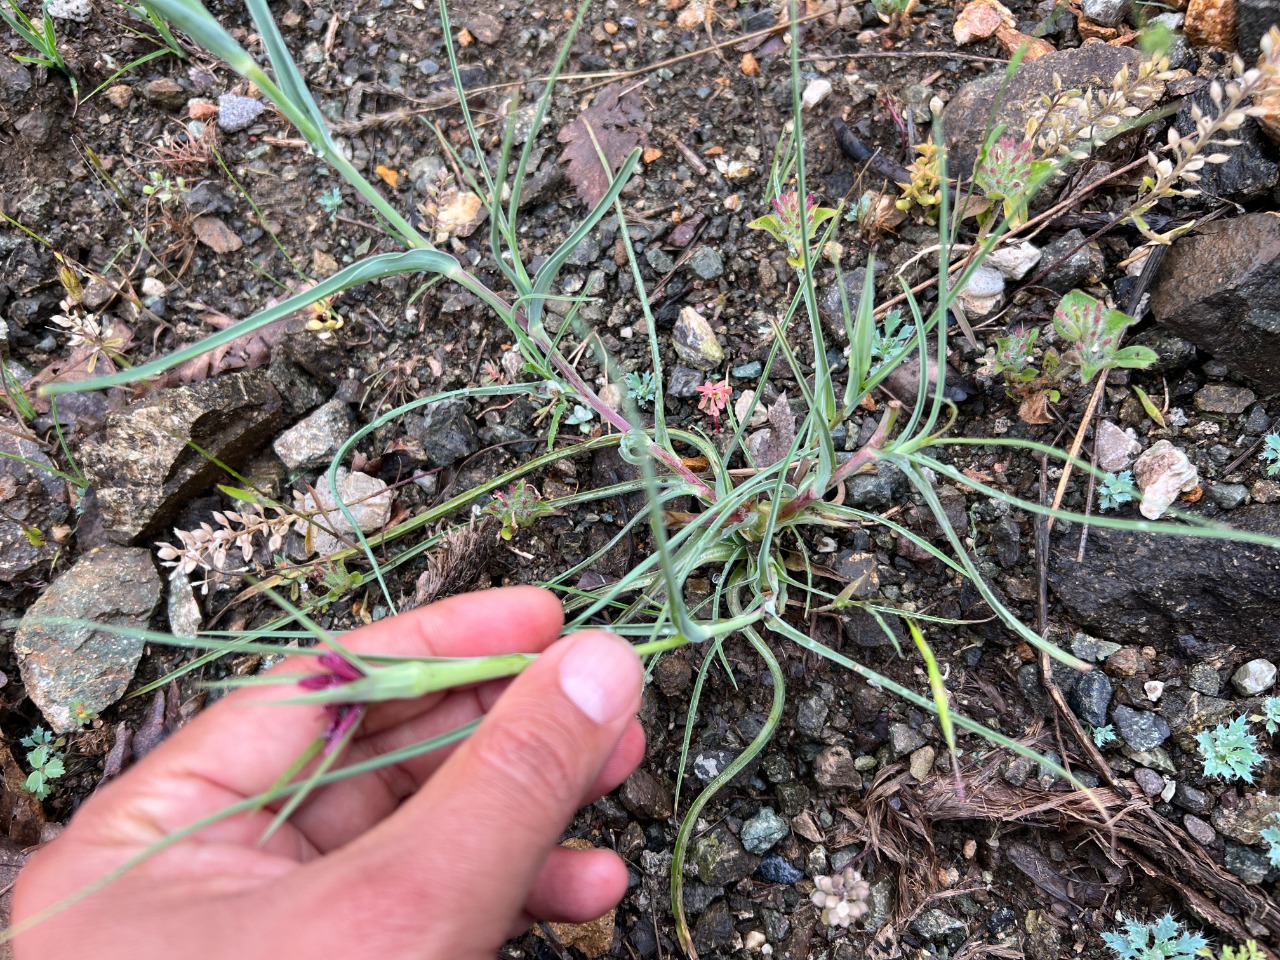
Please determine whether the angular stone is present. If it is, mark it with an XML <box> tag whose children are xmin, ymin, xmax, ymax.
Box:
<box><xmin>408</xmin><ymin>398</ymin><xmax>479</xmax><ymax>468</ymax></box>
<box><xmin>1132</xmin><ymin>440</ymin><xmax>1199</xmax><ymax>520</ymax></box>
<box><xmin>795</xmin><ymin>694</ymin><xmax>829</xmax><ymax>738</ymax></box>
<box><xmin>692</xmin><ymin>900</ymin><xmax>734</xmax><ymax>954</ymax></box>
<box><xmin>81</xmin><ymin>371</ymin><xmax>288</xmax><ymax>543</ymax></box>
<box><xmin>814</xmin><ymin>744</ymin><xmax>861</xmax><ymax>787</ymax></box>
<box><xmin>691</xmin><ymin>825</ymin><xmax>759</xmax><ymax>885</ymax></box>
<box><xmin>672</xmin><ymin>307</ymin><xmax>725</xmax><ymax>370</ymax></box>
<box><xmin>619</xmin><ymin>768</ymin><xmax>673</xmax><ymax>819</ymax></box>
<box><xmin>1172</xmin><ymin>84</ymin><xmax>1278</xmax><ymax>199</ymax></box>
<box><xmin>142</xmin><ymin>77</ymin><xmax>186</xmax><ymax>109</ymax></box>
<box><xmin>216</xmin><ymin>94</ymin><xmax>265</xmax><ymax>133</ymax></box>
<box><xmin>1188</xmin><ymin>663</ymin><xmax>1222</xmax><ymax>695</ymax></box>
<box><xmin>911</xmin><ymin>909</ymin><xmax>967</xmax><ymax>947</ymax></box>
<box><xmin>1195</xmin><ymin>384</ymin><xmax>1257</xmax><ymax>416</ymax></box>
<box><xmin>298</xmin><ymin>468</ymin><xmax>393</xmax><ymax>557</ymax></box>
<box><xmin>1186</xmin><ymin>0</ymin><xmax>1237</xmax><ymax>49</ymax></box>
<box><xmin>1212</xmin><ymin>793</ymin><xmax>1280</xmax><ymax>844</ymax></box>
<box><xmin>15</xmin><ymin>547</ymin><xmax>162</xmax><ymax>732</ymax></box>
<box><xmin>829</xmin><ymin>550</ymin><xmax>878</xmax><ymax>599</ymax></box>
<box><xmin>941</xmin><ymin>46</ymin><xmax>1161</xmax><ymax>177</ymax></box>
<box><xmin>889</xmin><ymin>722</ymin><xmax>926</xmax><ymax>758</ymax></box>
<box><xmin>685</xmin><ymin>246</ymin><xmax>724</xmax><ymax>281</ymax></box>
<box><xmin>1052</xmin><ymin>505</ymin><xmax>1280</xmax><ymax>644</ymax></box>
<box><xmin>1068</xmin><ymin>671</ymin><xmax>1113</xmax><ymax>727</ymax></box>
<box><xmin>1224</xmin><ymin>840</ymin><xmax>1270</xmax><ymax>884</ymax></box>
<box><xmin>909</xmin><ymin>745</ymin><xmax>937</xmax><ymax>781</ymax></box>
<box><xmin>1082</xmin><ymin>0</ymin><xmax>1130</xmax><ymax>26</ymax></box>
<box><xmin>741</xmin><ymin>807</ymin><xmax>789</xmax><ymax>854</ymax></box>
<box><xmin>1111</xmin><ymin>705</ymin><xmax>1170</xmax><ymax>751</ymax></box>
<box><xmin>272</xmin><ymin>399</ymin><xmax>354</xmax><ymax>471</ymax></box>
<box><xmin>1151</xmin><ymin>213</ymin><xmax>1280</xmax><ymax>392</ymax></box>
<box><xmin>1231</xmin><ymin>658</ymin><xmax>1277</xmax><ymax>694</ymax></box>
<box><xmin>1095</xmin><ymin>420</ymin><xmax>1141</xmax><ymax>472</ymax></box>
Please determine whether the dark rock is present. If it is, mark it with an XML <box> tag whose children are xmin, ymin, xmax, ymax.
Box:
<box><xmin>667</xmin><ymin>365</ymin><xmax>703</xmax><ymax>399</ymax></box>
<box><xmin>1224</xmin><ymin>840</ymin><xmax>1271</xmax><ymax>885</ymax></box>
<box><xmin>13</xmin><ymin>110</ymin><xmax>53</xmax><ymax>145</ymax></box>
<box><xmin>842</xmin><ymin>605</ymin><xmax>903</xmax><ymax>648</ymax></box>
<box><xmin>0</xmin><ymin>420</ymin><xmax>58</xmax><ymax>582</ymax></box>
<box><xmin>1133</xmin><ymin>767</ymin><xmax>1164</xmax><ymax>797</ymax></box>
<box><xmin>1195</xmin><ymin>384</ymin><xmax>1257</xmax><ymax>417</ymax></box>
<box><xmin>691</xmin><ymin>825</ymin><xmax>759</xmax><ymax>885</ymax></box>
<box><xmin>619</xmin><ymin>769</ymin><xmax>673</xmax><ymax>820</ymax></box>
<box><xmin>1163</xmin><ymin>691</ymin><xmax>1236</xmax><ymax>751</ymax></box>
<box><xmin>81</xmin><ymin>371</ymin><xmax>288</xmax><ymax>542</ymax></box>
<box><xmin>1068</xmin><ymin>671</ymin><xmax>1113</xmax><ymax>728</ymax></box>
<box><xmin>1174</xmin><ymin>783</ymin><xmax>1214</xmax><ymax>815</ymax></box>
<box><xmin>829</xmin><ymin>550</ymin><xmax>878</xmax><ymax>599</ymax></box>
<box><xmin>1037</xmin><ymin>229</ymin><xmax>1105</xmax><ymax>293</ymax></box>
<box><xmin>272</xmin><ymin>398</ymin><xmax>354</xmax><ymax>471</ymax></box>
<box><xmin>692</xmin><ymin>900</ymin><xmax>735</xmax><ymax>954</ymax></box>
<box><xmin>682</xmin><ymin>881</ymin><xmax>722</xmax><ymax>915</ymax></box>
<box><xmin>1049</xmin><ymin>505</ymin><xmax>1280</xmax><ymax>644</ymax></box>
<box><xmin>911</xmin><ymin>909</ymin><xmax>967</xmax><ymax>947</ymax></box>
<box><xmin>1184</xmin><ymin>814</ymin><xmax>1216</xmax><ymax>847</ymax></box>
<box><xmin>1171</xmin><ymin>85</ymin><xmax>1278</xmax><ymax>199</ymax></box>
<box><xmin>993</xmin><ymin>514</ymin><xmax>1021</xmax><ymax>568</ymax></box>
<box><xmin>796</xmin><ymin>694</ymin><xmax>829</xmax><ymax>738</ymax></box>
<box><xmin>817</xmin><ymin>267</ymin><xmax>867</xmax><ymax>340</ymax></box>
<box><xmin>756</xmin><ymin>855</ymin><xmax>804</xmax><ymax>885</ymax></box>
<box><xmin>1188</xmin><ymin>663</ymin><xmax>1221</xmax><ymax>696</ymax></box>
<box><xmin>845</xmin><ymin>462</ymin><xmax>910</xmax><ymax>510</ymax></box>
<box><xmin>1111</xmin><ymin>705</ymin><xmax>1170</xmax><ymax>751</ymax></box>
<box><xmin>1129</xmin><ymin>327</ymin><xmax>1198</xmax><ymax>373</ymax></box>
<box><xmin>685</xmin><ymin>246</ymin><xmax>724</xmax><ymax>281</ymax></box>
<box><xmin>1237</xmin><ymin>0</ymin><xmax>1280</xmax><ymax>59</ymax></box>
<box><xmin>1150</xmin><ymin>213</ymin><xmax>1280</xmax><ymax>392</ymax></box>
<box><xmin>14</xmin><ymin>547</ymin><xmax>162</xmax><ymax>731</ymax></box>
<box><xmin>0</xmin><ymin>59</ymin><xmax>32</xmax><ymax>98</ymax></box>
<box><xmin>1207</xmin><ymin>484</ymin><xmax>1250</xmax><ymax>510</ymax></box>
<box><xmin>889</xmin><ymin>722</ymin><xmax>927</xmax><ymax>757</ymax></box>
<box><xmin>1211</xmin><ymin>793</ymin><xmax>1280</xmax><ymax>844</ymax></box>
<box><xmin>408</xmin><ymin>398</ymin><xmax>479</xmax><ymax>468</ymax></box>
<box><xmin>940</xmin><ymin>46</ymin><xmax>1159</xmax><ymax>177</ymax></box>
<box><xmin>652</xmin><ymin>656</ymin><xmax>692</xmax><ymax>697</ymax></box>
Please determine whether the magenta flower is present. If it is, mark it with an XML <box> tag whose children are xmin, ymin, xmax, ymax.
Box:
<box><xmin>298</xmin><ymin>652</ymin><xmax>365</xmax><ymax>751</ymax></box>
<box><xmin>696</xmin><ymin>378</ymin><xmax>732</xmax><ymax>430</ymax></box>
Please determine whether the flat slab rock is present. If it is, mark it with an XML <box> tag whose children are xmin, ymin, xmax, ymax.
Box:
<box><xmin>15</xmin><ymin>547</ymin><xmax>162</xmax><ymax>732</ymax></box>
<box><xmin>1049</xmin><ymin>505</ymin><xmax>1280</xmax><ymax>646</ymax></box>
<box><xmin>1150</xmin><ymin>212</ymin><xmax>1280</xmax><ymax>392</ymax></box>
<box><xmin>81</xmin><ymin>370</ymin><xmax>289</xmax><ymax>542</ymax></box>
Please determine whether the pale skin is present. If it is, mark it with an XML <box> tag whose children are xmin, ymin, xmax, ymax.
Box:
<box><xmin>12</xmin><ymin>587</ymin><xmax>646</xmax><ymax>959</ymax></box>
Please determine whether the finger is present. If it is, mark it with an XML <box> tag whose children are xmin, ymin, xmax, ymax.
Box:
<box><xmin>522</xmin><ymin>846</ymin><xmax>630</xmax><ymax>923</ymax></box>
<box><xmin>310</xmin><ymin>630</ymin><xmax>643</xmax><ymax>957</ymax></box>
<box><xmin>72</xmin><ymin>588</ymin><xmax>564</xmax><ymax>849</ymax></box>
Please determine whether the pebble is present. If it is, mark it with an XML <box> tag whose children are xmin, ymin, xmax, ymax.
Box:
<box><xmin>956</xmin><ymin>266</ymin><xmax>1005</xmax><ymax>317</ymax></box>
<box><xmin>909</xmin><ymin>745</ymin><xmax>936</xmax><ymax>781</ymax></box>
<box><xmin>1081</xmin><ymin>0</ymin><xmax>1130</xmax><ymax>26</ymax></box>
<box><xmin>911</xmin><ymin>909</ymin><xmax>968</xmax><ymax>946</ymax></box>
<box><xmin>1068</xmin><ymin>671</ymin><xmax>1113</xmax><ymax>728</ymax></box>
<box><xmin>889</xmin><ymin>723</ymin><xmax>927</xmax><ymax>758</ymax></box>
<box><xmin>741</xmin><ymin>807</ymin><xmax>790</xmax><ymax>854</ymax></box>
<box><xmin>409</xmin><ymin>398</ymin><xmax>479</xmax><ymax>467</ymax></box>
<box><xmin>1184</xmin><ymin>814</ymin><xmax>1216</xmax><ymax>847</ymax></box>
<box><xmin>619</xmin><ymin>769</ymin><xmax>672</xmax><ymax>819</ymax></box>
<box><xmin>1230</xmin><ymin>658</ymin><xmax>1277</xmax><ymax>695</ymax></box>
<box><xmin>1095</xmin><ymin>420</ymin><xmax>1141</xmax><ymax>473</ymax></box>
<box><xmin>813</xmin><ymin>745</ymin><xmax>860</xmax><ymax>787</ymax></box>
<box><xmin>802</xmin><ymin>78</ymin><xmax>833</xmax><ymax>108</ymax></box>
<box><xmin>692</xmin><ymin>825</ymin><xmax>759</xmax><ymax>885</ymax></box>
<box><xmin>667</xmin><ymin>365</ymin><xmax>704</xmax><ymax>399</ymax></box>
<box><xmin>143</xmin><ymin>77</ymin><xmax>187</xmax><ymax>110</ymax></box>
<box><xmin>217</xmin><ymin>94</ymin><xmax>266</xmax><ymax>133</ymax></box>
<box><xmin>1071</xmin><ymin>633</ymin><xmax>1122</xmax><ymax>662</ymax></box>
<box><xmin>1105</xmin><ymin>646</ymin><xmax>1140</xmax><ymax>678</ymax></box>
<box><xmin>1174</xmin><ymin>783</ymin><xmax>1214</xmax><ymax>815</ymax></box>
<box><xmin>1112</xmin><ymin>705</ymin><xmax>1170</xmax><ymax>751</ymax></box>
<box><xmin>1133</xmin><ymin>767</ymin><xmax>1164</xmax><ymax>797</ymax></box>
<box><xmin>1188</xmin><ymin>663</ymin><xmax>1221</xmax><ymax>696</ymax></box>
<box><xmin>672</xmin><ymin>307</ymin><xmax>725</xmax><ymax>370</ymax></box>
<box><xmin>796</xmin><ymin>695</ymin><xmax>829</xmax><ymax>738</ymax></box>
<box><xmin>1224</xmin><ymin>841</ymin><xmax>1270</xmax><ymax>885</ymax></box>
<box><xmin>1132</xmin><ymin>440</ymin><xmax>1199</xmax><ymax>520</ymax></box>
<box><xmin>1194</xmin><ymin>384</ymin><xmax>1256</xmax><ymax>416</ymax></box>
<box><xmin>685</xmin><ymin>246</ymin><xmax>724</xmax><ymax>281</ymax></box>
<box><xmin>756</xmin><ymin>855</ymin><xmax>804</xmax><ymax>885</ymax></box>
<box><xmin>985</xmin><ymin>241</ymin><xmax>1041</xmax><ymax>280</ymax></box>
<box><xmin>272</xmin><ymin>399</ymin><xmax>354</xmax><ymax>471</ymax></box>
<box><xmin>1144</xmin><ymin>680</ymin><xmax>1165</xmax><ymax>703</ymax></box>
<box><xmin>105</xmin><ymin>84</ymin><xmax>133</xmax><ymax>108</ymax></box>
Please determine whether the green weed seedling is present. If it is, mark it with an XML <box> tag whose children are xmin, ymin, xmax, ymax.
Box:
<box><xmin>1</xmin><ymin>0</ymin><xmax>76</xmax><ymax>99</ymax></box>
<box><xmin>1102</xmin><ymin>913</ymin><xmax>1208</xmax><ymax>960</ymax></box>
<box><xmin>1197</xmin><ymin>715</ymin><xmax>1265</xmax><ymax>783</ymax></box>
<box><xmin>20</xmin><ymin>727</ymin><xmax>66</xmax><ymax>800</ymax></box>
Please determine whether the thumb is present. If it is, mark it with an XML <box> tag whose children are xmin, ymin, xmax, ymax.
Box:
<box><xmin>314</xmin><ymin>630</ymin><xmax>643</xmax><ymax>956</ymax></box>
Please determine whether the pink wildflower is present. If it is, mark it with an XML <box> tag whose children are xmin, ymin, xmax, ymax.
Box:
<box><xmin>298</xmin><ymin>652</ymin><xmax>365</xmax><ymax>751</ymax></box>
<box><xmin>696</xmin><ymin>378</ymin><xmax>732</xmax><ymax>430</ymax></box>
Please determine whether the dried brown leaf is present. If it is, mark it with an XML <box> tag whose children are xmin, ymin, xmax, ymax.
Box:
<box><xmin>557</xmin><ymin>83</ymin><xmax>649</xmax><ymax>207</ymax></box>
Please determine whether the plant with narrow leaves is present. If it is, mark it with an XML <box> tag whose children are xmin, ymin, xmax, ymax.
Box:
<box><xmin>1260</xmin><ymin>432</ymin><xmax>1280</xmax><ymax>477</ymax></box>
<box><xmin>1101</xmin><ymin>913</ymin><xmax>1209</xmax><ymax>960</ymax></box>
<box><xmin>1252</xmin><ymin>696</ymin><xmax>1280</xmax><ymax>734</ymax></box>
<box><xmin>747</xmin><ymin>190</ymin><xmax>838</xmax><ymax>269</ymax></box>
<box><xmin>1093</xmin><ymin>724</ymin><xmax>1117</xmax><ymax>747</ymax></box>
<box><xmin>1052</xmin><ymin>290</ymin><xmax>1156</xmax><ymax>384</ymax></box>
<box><xmin>21</xmin><ymin>727</ymin><xmax>67</xmax><ymax>800</ymax></box>
<box><xmin>1196</xmin><ymin>715</ymin><xmax>1264</xmax><ymax>783</ymax></box>
<box><xmin>1</xmin><ymin>0</ymin><xmax>76</xmax><ymax>98</ymax></box>
<box><xmin>1099</xmin><ymin>471</ymin><xmax>1138</xmax><ymax>512</ymax></box>
<box><xmin>481</xmin><ymin>482</ymin><xmax>556</xmax><ymax>540</ymax></box>
<box><xmin>625</xmin><ymin>370</ymin><xmax>657</xmax><ymax>406</ymax></box>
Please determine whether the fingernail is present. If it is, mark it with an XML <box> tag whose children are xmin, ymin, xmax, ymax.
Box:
<box><xmin>560</xmin><ymin>634</ymin><xmax>639</xmax><ymax>724</ymax></box>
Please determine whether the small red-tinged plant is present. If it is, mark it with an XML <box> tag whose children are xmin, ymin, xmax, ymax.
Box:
<box><xmin>695</xmin><ymin>377</ymin><xmax>732</xmax><ymax>430</ymax></box>
<box><xmin>481</xmin><ymin>481</ymin><xmax>556</xmax><ymax>540</ymax></box>
<box><xmin>298</xmin><ymin>652</ymin><xmax>365</xmax><ymax>751</ymax></box>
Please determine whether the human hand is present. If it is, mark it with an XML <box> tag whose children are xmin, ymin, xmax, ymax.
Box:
<box><xmin>12</xmin><ymin>586</ymin><xmax>646</xmax><ymax>959</ymax></box>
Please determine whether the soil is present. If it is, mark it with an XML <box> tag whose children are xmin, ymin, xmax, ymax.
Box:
<box><xmin>2</xmin><ymin>0</ymin><xmax>1280</xmax><ymax>958</ymax></box>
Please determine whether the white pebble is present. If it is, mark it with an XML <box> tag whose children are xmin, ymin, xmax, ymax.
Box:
<box><xmin>802</xmin><ymin>79</ymin><xmax>833</xmax><ymax>109</ymax></box>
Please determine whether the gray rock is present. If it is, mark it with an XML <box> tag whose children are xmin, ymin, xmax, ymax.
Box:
<box><xmin>1068</xmin><ymin>671</ymin><xmax>1113</xmax><ymax>728</ymax></box>
<box><xmin>672</xmin><ymin>307</ymin><xmax>724</xmax><ymax>370</ymax></box>
<box><xmin>81</xmin><ymin>371</ymin><xmax>289</xmax><ymax>543</ymax></box>
<box><xmin>692</xmin><ymin>900</ymin><xmax>735</xmax><ymax>954</ymax></box>
<box><xmin>297</xmin><ymin>468</ymin><xmax>393</xmax><ymax>557</ymax></box>
<box><xmin>1195</xmin><ymin>384</ymin><xmax>1257</xmax><ymax>417</ymax></box>
<box><xmin>681</xmin><ymin>880</ymin><xmax>721</xmax><ymax>915</ymax></box>
<box><xmin>667</xmin><ymin>365</ymin><xmax>703</xmax><ymax>399</ymax></box>
<box><xmin>619</xmin><ymin>768</ymin><xmax>673</xmax><ymax>819</ymax></box>
<box><xmin>1038</xmin><ymin>229</ymin><xmax>1106</xmax><ymax>294</ymax></box>
<box><xmin>818</xmin><ymin>267</ymin><xmax>867</xmax><ymax>336</ymax></box>
<box><xmin>1151</xmin><ymin>213</ymin><xmax>1280</xmax><ymax>392</ymax></box>
<box><xmin>1188</xmin><ymin>663</ymin><xmax>1221</xmax><ymax>696</ymax></box>
<box><xmin>167</xmin><ymin>572</ymin><xmax>202</xmax><ymax>637</ymax></box>
<box><xmin>1224</xmin><ymin>840</ymin><xmax>1271</xmax><ymax>884</ymax></box>
<box><xmin>1095</xmin><ymin>421</ymin><xmax>1141</xmax><ymax>473</ymax></box>
<box><xmin>1171</xmin><ymin>85</ymin><xmax>1278</xmax><ymax>200</ymax></box>
<box><xmin>1049</xmin><ymin>505</ymin><xmax>1280</xmax><ymax>644</ymax></box>
<box><xmin>1129</xmin><ymin>327</ymin><xmax>1198</xmax><ymax>373</ymax></box>
<box><xmin>217</xmin><ymin>94</ymin><xmax>266</xmax><ymax>132</ymax></box>
<box><xmin>889</xmin><ymin>722</ymin><xmax>927</xmax><ymax>758</ymax></box>
<box><xmin>1163</xmin><ymin>691</ymin><xmax>1236</xmax><ymax>752</ymax></box>
<box><xmin>1111</xmin><ymin>705</ymin><xmax>1170</xmax><ymax>751</ymax></box>
<box><xmin>796</xmin><ymin>694</ymin><xmax>829</xmax><ymax>738</ymax></box>
<box><xmin>1071</xmin><ymin>633</ymin><xmax>1123</xmax><ymax>663</ymax></box>
<box><xmin>941</xmin><ymin>46</ymin><xmax>1160</xmax><ymax>177</ymax></box>
<box><xmin>1003</xmin><ymin>756</ymin><xmax>1033</xmax><ymax>787</ymax></box>
<box><xmin>645</xmin><ymin>246</ymin><xmax>674</xmax><ymax>274</ymax></box>
<box><xmin>1133</xmin><ymin>767</ymin><xmax>1164</xmax><ymax>797</ymax></box>
<box><xmin>814</xmin><ymin>744</ymin><xmax>861</xmax><ymax>787</ymax></box>
<box><xmin>741</xmin><ymin>807</ymin><xmax>789</xmax><ymax>854</ymax></box>
<box><xmin>409</xmin><ymin>398</ymin><xmax>479</xmax><ymax>467</ymax></box>
<box><xmin>1184</xmin><ymin>815</ymin><xmax>1216</xmax><ymax>847</ymax></box>
<box><xmin>691</xmin><ymin>825</ymin><xmax>759</xmax><ymax>885</ymax></box>
<box><xmin>845</xmin><ymin>462</ymin><xmax>910</xmax><ymax>510</ymax></box>
<box><xmin>1207</xmin><ymin>484</ymin><xmax>1250</xmax><ymax>510</ymax></box>
<box><xmin>1213</xmin><ymin>794</ymin><xmax>1280</xmax><ymax>847</ymax></box>
<box><xmin>909</xmin><ymin>745</ymin><xmax>937</xmax><ymax>781</ymax></box>
<box><xmin>911</xmin><ymin>909</ymin><xmax>968</xmax><ymax>947</ymax></box>
<box><xmin>685</xmin><ymin>245</ymin><xmax>724</xmax><ymax>281</ymax></box>
<box><xmin>1081</xmin><ymin>0</ymin><xmax>1130</xmax><ymax>26</ymax></box>
<box><xmin>15</xmin><ymin>547</ymin><xmax>162</xmax><ymax>732</ymax></box>
<box><xmin>1174</xmin><ymin>783</ymin><xmax>1214</xmax><ymax>815</ymax></box>
<box><xmin>829</xmin><ymin>550</ymin><xmax>878</xmax><ymax>599</ymax></box>
<box><xmin>1231</xmin><ymin>658</ymin><xmax>1277</xmax><ymax>695</ymax></box>
<box><xmin>0</xmin><ymin>420</ymin><xmax>58</xmax><ymax>582</ymax></box>
<box><xmin>272</xmin><ymin>399</ymin><xmax>354</xmax><ymax>471</ymax></box>
<box><xmin>1237</xmin><ymin>0</ymin><xmax>1280</xmax><ymax>59</ymax></box>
